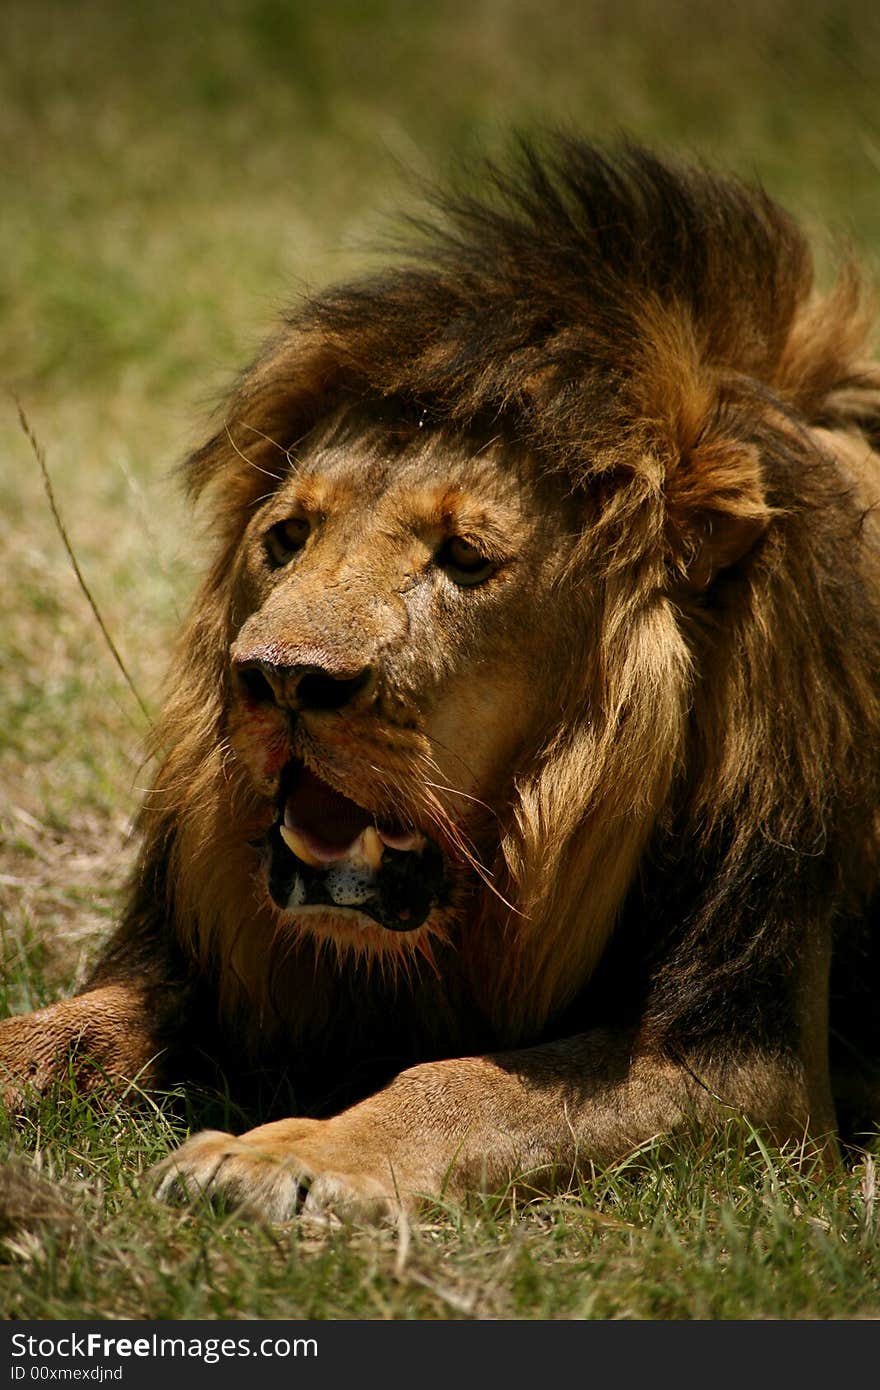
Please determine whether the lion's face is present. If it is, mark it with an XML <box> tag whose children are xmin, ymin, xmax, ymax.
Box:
<box><xmin>224</xmin><ymin>421</ymin><xmax>583</xmax><ymax>957</ymax></box>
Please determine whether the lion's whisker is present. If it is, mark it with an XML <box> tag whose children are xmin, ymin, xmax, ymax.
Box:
<box><xmin>224</xmin><ymin>424</ymin><xmax>285</xmax><ymax>483</ymax></box>
<box><xmin>238</xmin><ymin>421</ymin><xmax>292</xmax><ymax>456</ymax></box>
<box><xmin>419</xmin><ymin>734</ymin><xmax>502</xmax><ymax>818</ymax></box>
<box><xmin>421</xmin><ymin>778</ymin><xmax>497</xmax><ymax>818</ymax></box>
<box><xmin>408</xmin><ymin>777</ymin><xmax>522</xmax><ymax>917</ymax></box>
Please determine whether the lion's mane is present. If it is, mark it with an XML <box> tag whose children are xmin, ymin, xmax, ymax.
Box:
<box><xmin>108</xmin><ymin>139</ymin><xmax>880</xmax><ymax>1093</ymax></box>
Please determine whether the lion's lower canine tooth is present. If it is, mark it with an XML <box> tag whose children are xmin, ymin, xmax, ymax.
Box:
<box><xmin>279</xmin><ymin>824</ymin><xmax>328</xmax><ymax>868</ymax></box>
<box><xmin>360</xmin><ymin>826</ymin><xmax>385</xmax><ymax>869</ymax></box>
<box><xmin>378</xmin><ymin>829</ymin><xmax>426</xmax><ymax>853</ymax></box>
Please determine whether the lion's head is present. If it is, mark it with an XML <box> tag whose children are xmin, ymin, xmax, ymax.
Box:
<box><xmin>225</xmin><ymin>417</ymin><xmax>579</xmax><ymax>942</ymax></box>
<box><xmin>133</xmin><ymin>139</ymin><xmax>879</xmax><ymax>1050</ymax></box>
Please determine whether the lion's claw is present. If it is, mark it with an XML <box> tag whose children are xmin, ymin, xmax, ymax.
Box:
<box><xmin>150</xmin><ymin>1127</ymin><xmax>400</xmax><ymax>1225</ymax></box>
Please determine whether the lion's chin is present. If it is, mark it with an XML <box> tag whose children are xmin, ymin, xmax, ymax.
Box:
<box><xmin>272</xmin><ymin>902</ymin><xmax>442</xmax><ymax>961</ymax></box>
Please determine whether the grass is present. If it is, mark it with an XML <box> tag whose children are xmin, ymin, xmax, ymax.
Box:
<box><xmin>2</xmin><ymin>0</ymin><xmax>880</xmax><ymax>1320</ymax></box>
<box><xmin>1</xmin><ymin>1093</ymin><xmax>877</xmax><ymax>1320</ymax></box>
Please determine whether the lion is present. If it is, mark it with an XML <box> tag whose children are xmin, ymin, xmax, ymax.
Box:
<box><xmin>2</xmin><ymin>137</ymin><xmax>879</xmax><ymax>1222</ymax></box>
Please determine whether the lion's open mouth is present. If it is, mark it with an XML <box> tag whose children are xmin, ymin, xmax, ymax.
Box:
<box><xmin>264</xmin><ymin>763</ymin><xmax>446</xmax><ymax>932</ymax></box>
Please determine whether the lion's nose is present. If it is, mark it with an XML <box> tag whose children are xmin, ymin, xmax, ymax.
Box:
<box><xmin>234</xmin><ymin>658</ymin><xmax>375</xmax><ymax>713</ymax></box>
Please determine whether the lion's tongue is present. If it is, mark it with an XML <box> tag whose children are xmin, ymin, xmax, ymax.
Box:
<box><xmin>283</xmin><ymin>766</ymin><xmax>371</xmax><ymax>856</ymax></box>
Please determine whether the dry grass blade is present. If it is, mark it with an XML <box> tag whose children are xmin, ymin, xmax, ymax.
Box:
<box><xmin>861</xmin><ymin>1153</ymin><xmax>876</xmax><ymax>1236</ymax></box>
<box><xmin>16</xmin><ymin>400</ymin><xmax>151</xmax><ymax>725</ymax></box>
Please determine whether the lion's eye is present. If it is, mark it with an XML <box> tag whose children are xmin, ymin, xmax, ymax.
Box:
<box><xmin>436</xmin><ymin>536</ymin><xmax>496</xmax><ymax>587</ymax></box>
<box><xmin>265</xmin><ymin>517</ymin><xmax>310</xmax><ymax>568</ymax></box>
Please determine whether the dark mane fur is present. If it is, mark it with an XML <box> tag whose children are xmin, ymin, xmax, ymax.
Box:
<box><xmin>301</xmin><ymin>139</ymin><xmax>811</xmax><ymax>423</ymax></box>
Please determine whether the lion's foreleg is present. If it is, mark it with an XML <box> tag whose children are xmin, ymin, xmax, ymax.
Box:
<box><xmin>0</xmin><ymin>982</ymin><xmax>166</xmax><ymax>1108</ymax></box>
<box><xmin>152</xmin><ymin>1028</ymin><xmax>834</xmax><ymax>1222</ymax></box>
<box><xmin>321</xmin><ymin>1033</ymin><xmax>834</xmax><ymax>1194</ymax></box>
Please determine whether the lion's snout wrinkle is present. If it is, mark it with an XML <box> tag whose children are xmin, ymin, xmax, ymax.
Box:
<box><xmin>234</xmin><ymin>655</ymin><xmax>375</xmax><ymax>714</ymax></box>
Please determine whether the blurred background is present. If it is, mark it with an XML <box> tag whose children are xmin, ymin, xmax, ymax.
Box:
<box><xmin>1</xmin><ymin>0</ymin><xmax>879</xmax><ymax>995</ymax></box>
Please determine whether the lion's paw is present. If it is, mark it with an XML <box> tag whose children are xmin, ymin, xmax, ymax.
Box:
<box><xmin>150</xmin><ymin>1126</ymin><xmax>400</xmax><ymax>1225</ymax></box>
<box><xmin>150</xmin><ymin>1130</ymin><xmax>307</xmax><ymax>1222</ymax></box>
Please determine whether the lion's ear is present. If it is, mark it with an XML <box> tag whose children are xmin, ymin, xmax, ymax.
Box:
<box><xmin>666</xmin><ymin>437</ymin><xmax>771</xmax><ymax>590</ymax></box>
<box><xmin>185</xmin><ymin>333</ymin><xmax>348</xmax><ymax>503</ymax></box>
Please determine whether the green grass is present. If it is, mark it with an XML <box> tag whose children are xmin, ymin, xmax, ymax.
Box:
<box><xmin>1</xmin><ymin>1096</ymin><xmax>878</xmax><ymax>1320</ymax></box>
<box><xmin>2</xmin><ymin>0</ymin><xmax>880</xmax><ymax>1320</ymax></box>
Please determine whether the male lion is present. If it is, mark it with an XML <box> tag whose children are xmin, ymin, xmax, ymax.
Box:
<box><xmin>2</xmin><ymin>138</ymin><xmax>879</xmax><ymax>1221</ymax></box>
